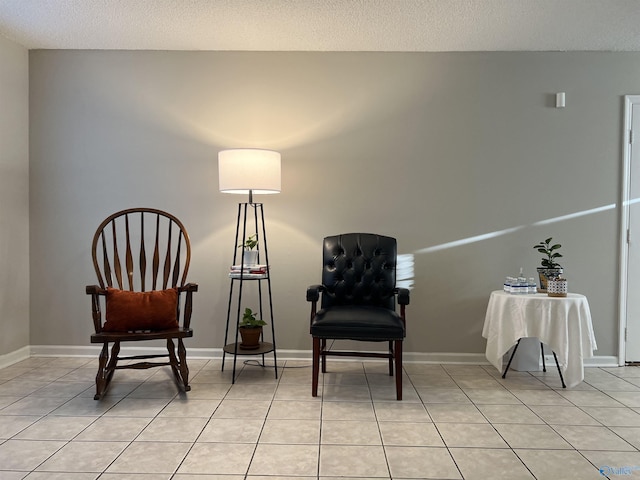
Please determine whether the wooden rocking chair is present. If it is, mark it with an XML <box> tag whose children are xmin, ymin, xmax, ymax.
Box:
<box><xmin>86</xmin><ymin>208</ymin><xmax>198</xmax><ymax>400</ymax></box>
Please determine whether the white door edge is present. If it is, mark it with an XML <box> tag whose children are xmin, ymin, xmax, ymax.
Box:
<box><xmin>619</xmin><ymin>95</ymin><xmax>640</xmax><ymax>365</ymax></box>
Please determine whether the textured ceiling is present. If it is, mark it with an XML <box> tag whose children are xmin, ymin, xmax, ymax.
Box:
<box><xmin>1</xmin><ymin>0</ymin><xmax>639</xmax><ymax>52</ymax></box>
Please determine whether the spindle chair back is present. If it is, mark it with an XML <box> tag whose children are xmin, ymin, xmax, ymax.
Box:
<box><xmin>86</xmin><ymin>208</ymin><xmax>198</xmax><ymax>400</ymax></box>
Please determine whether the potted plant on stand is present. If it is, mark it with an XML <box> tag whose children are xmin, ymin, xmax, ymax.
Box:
<box><xmin>533</xmin><ymin>237</ymin><xmax>563</xmax><ymax>293</ymax></box>
<box><xmin>239</xmin><ymin>233</ymin><xmax>259</xmax><ymax>266</ymax></box>
<box><xmin>238</xmin><ymin>307</ymin><xmax>267</xmax><ymax>350</ymax></box>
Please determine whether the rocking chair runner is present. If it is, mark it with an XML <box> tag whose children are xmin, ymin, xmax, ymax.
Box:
<box><xmin>86</xmin><ymin>208</ymin><xmax>198</xmax><ymax>400</ymax></box>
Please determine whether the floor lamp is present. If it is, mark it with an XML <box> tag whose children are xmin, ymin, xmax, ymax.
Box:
<box><xmin>218</xmin><ymin>148</ymin><xmax>281</xmax><ymax>382</ymax></box>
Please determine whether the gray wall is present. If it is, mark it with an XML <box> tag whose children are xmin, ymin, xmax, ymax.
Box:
<box><xmin>29</xmin><ymin>50</ymin><xmax>632</xmax><ymax>358</ymax></box>
<box><xmin>0</xmin><ymin>36</ymin><xmax>29</xmax><ymax>358</ymax></box>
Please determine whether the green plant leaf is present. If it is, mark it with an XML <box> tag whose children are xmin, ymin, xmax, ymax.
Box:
<box><xmin>238</xmin><ymin>233</ymin><xmax>258</xmax><ymax>250</ymax></box>
<box><xmin>240</xmin><ymin>306</ymin><xmax>267</xmax><ymax>327</ymax></box>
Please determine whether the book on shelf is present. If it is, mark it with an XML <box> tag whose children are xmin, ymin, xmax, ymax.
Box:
<box><xmin>229</xmin><ymin>264</ymin><xmax>269</xmax><ymax>273</ymax></box>
<box><xmin>228</xmin><ymin>272</ymin><xmax>268</xmax><ymax>279</ymax></box>
<box><xmin>229</xmin><ymin>264</ymin><xmax>269</xmax><ymax>278</ymax></box>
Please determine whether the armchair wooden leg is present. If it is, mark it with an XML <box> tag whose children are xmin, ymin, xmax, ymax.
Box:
<box><xmin>312</xmin><ymin>337</ymin><xmax>320</xmax><ymax>397</ymax></box>
<box><xmin>320</xmin><ymin>338</ymin><xmax>327</xmax><ymax>373</ymax></box>
<box><xmin>395</xmin><ymin>340</ymin><xmax>403</xmax><ymax>400</ymax></box>
<box><xmin>388</xmin><ymin>341</ymin><xmax>394</xmax><ymax>376</ymax></box>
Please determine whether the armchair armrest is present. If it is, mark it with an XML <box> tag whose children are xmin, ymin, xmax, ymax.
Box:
<box><xmin>306</xmin><ymin>285</ymin><xmax>324</xmax><ymax>302</ymax></box>
<box><xmin>307</xmin><ymin>285</ymin><xmax>325</xmax><ymax>327</ymax></box>
<box><xmin>394</xmin><ymin>287</ymin><xmax>410</xmax><ymax>324</ymax></box>
<box><xmin>396</xmin><ymin>288</ymin><xmax>410</xmax><ymax>306</ymax></box>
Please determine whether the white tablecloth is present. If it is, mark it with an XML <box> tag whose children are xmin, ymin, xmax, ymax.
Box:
<box><xmin>482</xmin><ymin>290</ymin><xmax>597</xmax><ymax>388</ymax></box>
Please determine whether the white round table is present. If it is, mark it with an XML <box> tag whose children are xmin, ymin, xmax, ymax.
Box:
<box><xmin>482</xmin><ymin>290</ymin><xmax>597</xmax><ymax>388</ymax></box>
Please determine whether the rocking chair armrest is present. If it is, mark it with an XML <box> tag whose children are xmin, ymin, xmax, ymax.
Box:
<box><xmin>86</xmin><ymin>285</ymin><xmax>107</xmax><ymax>296</ymax></box>
<box><xmin>86</xmin><ymin>285</ymin><xmax>106</xmax><ymax>333</ymax></box>
<box><xmin>179</xmin><ymin>283</ymin><xmax>198</xmax><ymax>329</ymax></box>
<box><xmin>178</xmin><ymin>283</ymin><xmax>199</xmax><ymax>293</ymax></box>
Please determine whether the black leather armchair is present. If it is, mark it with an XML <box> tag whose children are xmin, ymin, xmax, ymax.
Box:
<box><xmin>307</xmin><ymin>233</ymin><xmax>409</xmax><ymax>400</ymax></box>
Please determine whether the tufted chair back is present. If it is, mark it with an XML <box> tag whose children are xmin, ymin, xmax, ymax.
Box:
<box><xmin>321</xmin><ymin>233</ymin><xmax>397</xmax><ymax>310</ymax></box>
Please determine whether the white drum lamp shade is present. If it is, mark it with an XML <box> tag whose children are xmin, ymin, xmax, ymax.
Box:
<box><xmin>218</xmin><ymin>149</ymin><xmax>281</xmax><ymax>196</ymax></box>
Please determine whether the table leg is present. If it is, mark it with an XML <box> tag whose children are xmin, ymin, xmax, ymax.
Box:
<box><xmin>503</xmin><ymin>339</ymin><xmax>566</xmax><ymax>388</ymax></box>
<box><xmin>502</xmin><ymin>339</ymin><xmax>521</xmax><ymax>378</ymax></box>
<box><xmin>552</xmin><ymin>351</ymin><xmax>567</xmax><ymax>388</ymax></box>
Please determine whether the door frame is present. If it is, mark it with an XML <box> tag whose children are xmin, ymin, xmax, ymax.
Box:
<box><xmin>619</xmin><ymin>95</ymin><xmax>640</xmax><ymax>365</ymax></box>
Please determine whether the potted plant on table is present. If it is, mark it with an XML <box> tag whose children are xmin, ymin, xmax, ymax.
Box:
<box><xmin>238</xmin><ymin>233</ymin><xmax>259</xmax><ymax>266</ymax></box>
<box><xmin>238</xmin><ymin>307</ymin><xmax>267</xmax><ymax>350</ymax></box>
<box><xmin>533</xmin><ymin>237</ymin><xmax>563</xmax><ymax>293</ymax></box>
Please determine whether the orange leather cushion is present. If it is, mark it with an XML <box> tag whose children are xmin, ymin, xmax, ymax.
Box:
<box><xmin>103</xmin><ymin>288</ymin><xmax>179</xmax><ymax>332</ymax></box>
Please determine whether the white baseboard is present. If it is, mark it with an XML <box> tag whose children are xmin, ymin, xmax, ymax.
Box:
<box><xmin>28</xmin><ymin>345</ymin><xmax>227</xmax><ymax>359</ymax></box>
<box><xmin>539</xmin><ymin>354</ymin><xmax>619</xmax><ymax>368</ymax></box>
<box><xmin>403</xmin><ymin>352</ymin><xmax>489</xmax><ymax>364</ymax></box>
<box><xmin>0</xmin><ymin>346</ymin><xmax>31</xmax><ymax>369</ymax></box>
<box><xmin>18</xmin><ymin>345</ymin><xmax>619</xmax><ymax>368</ymax></box>
<box><xmin>27</xmin><ymin>345</ymin><xmax>312</xmax><ymax>361</ymax></box>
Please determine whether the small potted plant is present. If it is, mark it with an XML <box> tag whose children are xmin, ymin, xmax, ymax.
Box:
<box><xmin>238</xmin><ymin>307</ymin><xmax>267</xmax><ymax>349</ymax></box>
<box><xmin>238</xmin><ymin>233</ymin><xmax>259</xmax><ymax>266</ymax></box>
<box><xmin>533</xmin><ymin>237</ymin><xmax>564</xmax><ymax>293</ymax></box>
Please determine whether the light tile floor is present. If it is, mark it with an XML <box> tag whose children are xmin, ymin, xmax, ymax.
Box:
<box><xmin>1</xmin><ymin>357</ymin><xmax>640</xmax><ymax>479</ymax></box>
